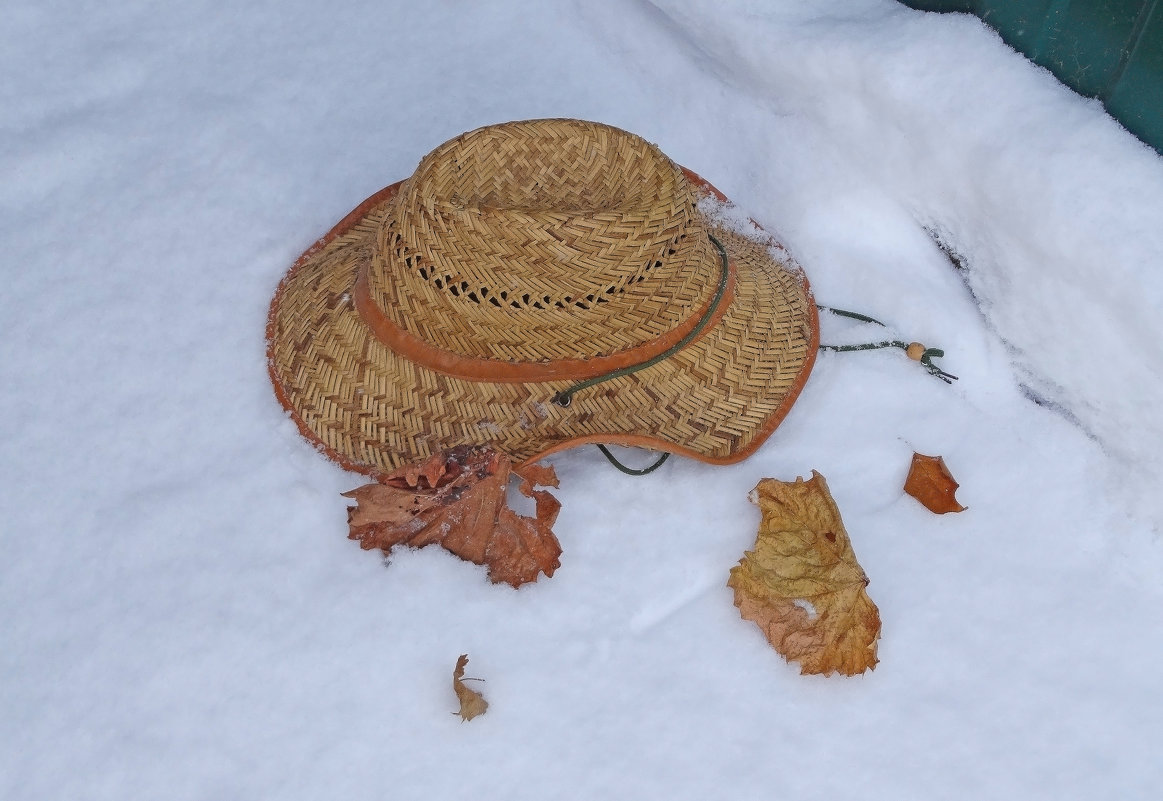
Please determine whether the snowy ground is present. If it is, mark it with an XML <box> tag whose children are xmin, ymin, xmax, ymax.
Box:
<box><xmin>3</xmin><ymin>1</ymin><xmax>1162</xmax><ymax>798</ymax></box>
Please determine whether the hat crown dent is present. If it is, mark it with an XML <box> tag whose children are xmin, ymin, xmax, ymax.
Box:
<box><xmin>366</xmin><ymin>119</ymin><xmax>721</xmax><ymax>365</ymax></box>
<box><xmin>413</xmin><ymin>121</ymin><xmax>685</xmax><ymax>214</ymax></box>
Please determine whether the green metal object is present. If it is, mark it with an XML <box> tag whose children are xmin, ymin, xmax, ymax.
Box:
<box><xmin>902</xmin><ymin>1</ymin><xmax>1163</xmax><ymax>155</ymax></box>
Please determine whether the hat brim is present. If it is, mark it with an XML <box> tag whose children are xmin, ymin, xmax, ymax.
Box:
<box><xmin>267</xmin><ymin>169</ymin><xmax>818</xmax><ymax>477</ymax></box>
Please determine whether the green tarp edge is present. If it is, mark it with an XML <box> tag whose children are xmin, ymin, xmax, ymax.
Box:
<box><xmin>901</xmin><ymin>1</ymin><xmax>1162</xmax><ymax>155</ymax></box>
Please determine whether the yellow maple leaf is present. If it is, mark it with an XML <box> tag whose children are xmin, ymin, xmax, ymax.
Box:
<box><xmin>728</xmin><ymin>471</ymin><xmax>881</xmax><ymax>676</ymax></box>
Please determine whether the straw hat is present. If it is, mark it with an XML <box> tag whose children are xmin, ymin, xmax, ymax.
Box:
<box><xmin>267</xmin><ymin>119</ymin><xmax>818</xmax><ymax>476</ymax></box>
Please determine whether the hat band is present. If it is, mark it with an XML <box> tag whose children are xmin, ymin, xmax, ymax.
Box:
<box><xmin>551</xmin><ymin>233</ymin><xmax>732</xmax><ymax>407</ymax></box>
<box><xmin>353</xmin><ymin>247</ymin><xmax>736</xmax><ymax>385</ymax></box>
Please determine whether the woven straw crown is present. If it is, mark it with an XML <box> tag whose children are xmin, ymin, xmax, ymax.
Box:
<box><xmin>368</xmin><ymin>121</ymin><xmax>719</xmax><ymax>373</ymax></box>
<box><xmin>267</xmin><ymin>119</ymin><xmax>817</xmax><ymax>476</ymax></box>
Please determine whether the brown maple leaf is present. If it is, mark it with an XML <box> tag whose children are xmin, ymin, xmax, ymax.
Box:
<box><xmin>342</xmin><ymin>446</ymin><xmax>562</xmax><ymax>587</ymax></box>
<box><xmin>728</xmin><ymin>471</ymin><xmax>881</xmax><ymax>676</ymax></box>
<box><xmin>452</xmin><ymin>654</ymin><xmax>488</xmax><ymax>721</ymax></box>
<box><xmin>903</xmin><ymin>452</ymin><xmax>966</xmax><ymax>514</ymax></box>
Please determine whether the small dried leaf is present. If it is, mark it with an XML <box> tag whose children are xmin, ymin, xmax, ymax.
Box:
<box><xmin>452</xmin><ymin>654</ymin><xmax>488</xmax><ymax>721</ymax></box>
<box><xmin>728</xmin><ymin>471</ymin><xmax>880</xmax><ymax>676</ymax></box>
<box><xmin>514</xmin><ymin>461</ymin><xmax>560</xmax><ymax>495</ymax></box>
<box><xmin>342</xmin><ymin>446</ymin><xmax>562</xmax><ymax>587</ymax></box>
<box><xmin>904</xmin><ymin>452</ymin><xmax>966</xmax><ymax>514</ymax></box>
<box><xmin>405</xmin><ymin>451</ymin><xmax>449</xmax><ymax>490</ymax></box>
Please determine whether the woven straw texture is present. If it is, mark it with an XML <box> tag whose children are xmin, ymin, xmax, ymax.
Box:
<box><xmin>267</xmin><ymin>120</ymin><xmax>816</xmax><ymax>474</ymax></box>
<box><xmin>371</xmin><ymin>120</ymin><xmax>717</xmax><ymax>363</ymax></box>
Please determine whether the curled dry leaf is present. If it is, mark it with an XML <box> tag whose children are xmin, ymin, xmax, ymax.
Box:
<box><xmin>904</xmin><ymin>452</ymin><xmax>966</xmax><ymax>514</ymax></box>
<box><xmin>342</xmin><ymin>446</ymin><xmax>562</xmax><ymax>588</ymax></box>
<box><xmin>728</xmin><ymin>471</ymin><xmax>880</xmax><ymax>676</ymax></box>
<box><xmin>452</xmin><ymin>654</ymin><xmax>488</xmax><ymax>722</ymax></box>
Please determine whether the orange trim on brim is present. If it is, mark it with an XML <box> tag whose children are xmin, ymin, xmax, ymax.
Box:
<box><xmin>353</xmin><ymin>249</ymin><xmax>736</xmax><ymax>385</ymax></box>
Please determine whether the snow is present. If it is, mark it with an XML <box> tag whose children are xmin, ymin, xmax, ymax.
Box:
<box><xmin>2</xmin><ymin>1</ymin><xmax>1162</xmax><ymax>798</ymax></box>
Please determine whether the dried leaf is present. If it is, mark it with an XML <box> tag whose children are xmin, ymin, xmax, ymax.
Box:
<box><xmin>904</xmin><ymin>452</ymin><xmax>966</xmax><ymax>514</ymax></box>
<box><xmin>514</xmin><ymin>461</ymin><xmax>560</xmax><ymax>494</ymax></box>
<box><xmin>343</xmin><ymin>446</ymin><xmax>562</xmax><ymax>587</ymax></box>
<box><xmin>452</xmin><ymin>654</ymin><xmax>488</xmax><ymax>721</ymax></box>
<box><xmin>404</xmin><ymin>451</ymin><xmax>449</xmax><ymax>491</ymax></box>
<box><xmin>728</xmin><ymin>471</ymin><xmax>880</xmax><ymax>676</ymax></box>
